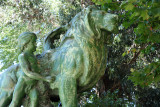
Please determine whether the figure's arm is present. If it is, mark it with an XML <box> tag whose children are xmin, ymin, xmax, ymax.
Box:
<box><xmin>43</xmin><ymin>24</ymin><xmax>69</xmax><ymax>51</ymax></box>
<box><xmin>18</xmin><ymin>54</ymin><xmax>54</xmax><ymax>82</ymax></box>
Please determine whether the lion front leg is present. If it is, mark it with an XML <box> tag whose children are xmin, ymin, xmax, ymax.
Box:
<box><xmin>58</xmin><ymin>75</ymin><xmax>77</xmax><ymax>107</ymax></box>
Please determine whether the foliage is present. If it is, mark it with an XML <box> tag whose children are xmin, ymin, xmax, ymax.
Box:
<box><xmin>128</xmin><ymin>61</ymin><xmax>160</xmax><ymax>87</ymax></box>
<box><xmin>121</xmin><ymin>0</ymin><xmax>160</xmax><ymax>87</ymax></box>
<box><xmin>136</xmin><ymin>87</ymin><xmax>160</xmax><ymax>106</ymax></box>
<box><xmin>92</xmin><ymin>0</ymin><xmax>160</xmax><ymax>88</ymax></box>
<box><xmin>57</xmin><ymin>0</ymin><xmax>82</xmax><ymax>25</ymax></box>
<box><xmin>91</xmin><ymin>0</ymin><xmax>160</xmax><ymax>105</ymax></box>
<box><xmin>84</xmin><ymin>90</ymin><xmax>124</xmax><ymax>106</ymax></box>
<box><xmin>0</xmin><ymin>0</ymin><xmax>73</xmax><ymax>71</ymax></box>
<box><xmin>79</xmin><ymin>89</ymin><xmax>137</xmax><ymax>106</ymax></box>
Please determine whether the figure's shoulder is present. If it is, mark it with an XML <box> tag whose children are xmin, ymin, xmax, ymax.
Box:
<box><xmin>18</xmin><ymin>53</ymin><xmax>27</xmax><ymax>60</ymax></box>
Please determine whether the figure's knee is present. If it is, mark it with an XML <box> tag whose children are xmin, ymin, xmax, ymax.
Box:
<box><xmin>29</xmin><ymin>88</ymin><xmax>38</xmax><ymax>107</ymax></box>
<box><xmin>29</xmin><ymin>88</ymin><xmax>38</xmax><ymax>101</ymax></box>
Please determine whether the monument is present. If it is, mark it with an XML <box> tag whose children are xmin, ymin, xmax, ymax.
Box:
<box><xmin>0</xmin><ymin>6</ymin><xmax>118</xmax><ymax>107</ymax></box>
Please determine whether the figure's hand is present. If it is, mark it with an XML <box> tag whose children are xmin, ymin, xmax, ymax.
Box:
<box><xmin>45</xmin><ymin>76</ymin><xmax>55</xmax><ymax>83</ymax></box>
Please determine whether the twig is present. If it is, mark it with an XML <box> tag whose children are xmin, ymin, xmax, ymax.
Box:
<box><xmin>146</xmin><ymin>64</ymin><xmax>160</xmax><ymax>77</ymax></box>
<box><xmin>128</xmin><ymin>43</ymin><xmax>149</xmax><ymax>65</ymax></box>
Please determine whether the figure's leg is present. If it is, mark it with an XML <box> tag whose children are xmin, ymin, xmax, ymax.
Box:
<box><xmin>59</xmin><ymin>75</ymin><xmax>77</xmax><ymax>107</ymax></box>
<box><xmin>29</xmin><ymin>88</ymin><xmax>38</xmax><ymax>107</ymax></box>
<box><xmin>9</xmin><ymin>77</ymin><xmax>26</xmax><ymax>107</ymax></box>
<box><xmin>0</xmin><ymin>91</ymin><xmax>12</xmax><ymax>107</ymax></box>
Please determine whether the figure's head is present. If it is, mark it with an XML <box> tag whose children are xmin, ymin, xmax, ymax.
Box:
<box><xmin>18</xmin><ymin>32</ymin><xmax>37</xmax><ymax>53</ymax></box>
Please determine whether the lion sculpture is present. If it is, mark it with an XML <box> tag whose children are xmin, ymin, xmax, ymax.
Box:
<box><xmin>0</xmin><ymin>6</ymin><xmax>118</xmax><ymax>107</ymax></box>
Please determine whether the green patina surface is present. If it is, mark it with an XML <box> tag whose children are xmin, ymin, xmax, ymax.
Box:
<box><xmin>0</xmin><ymin>6</ymin><xmax>118</xmax><ymax>107</ymax></box>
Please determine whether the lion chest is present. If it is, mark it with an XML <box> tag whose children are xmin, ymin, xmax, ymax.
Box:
<box><xmin>78</xmin><ymin>42</ymin><xmax>107</xmax><ymax>91</ymax></box>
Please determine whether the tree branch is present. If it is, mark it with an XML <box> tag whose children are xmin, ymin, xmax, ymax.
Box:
<box><xmin>128</xmin><ymin>43</ymin><xmax>149</xmax><ymax>65</ymax></box>
<box><xmin>146</xmin><ymin>64</ymin><xmax>160</xmax><ymax>77</ymax></box>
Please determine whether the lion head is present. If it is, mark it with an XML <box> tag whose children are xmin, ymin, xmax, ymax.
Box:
<box><xmin>68</xmin><ymin>6</ymin><xmax>118</xmax><ymax>43</ymax></box>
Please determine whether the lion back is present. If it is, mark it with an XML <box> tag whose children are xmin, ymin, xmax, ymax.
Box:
<box><xmin>0</xmin><ymin>64</ymin><xmax>19</xmax><ymax>93</ymax></box>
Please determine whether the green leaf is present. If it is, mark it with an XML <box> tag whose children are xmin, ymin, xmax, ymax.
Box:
<box><xmin>130</xmin><ymin>68</ymin><xmax>135</xmax><ymax>72</ymax></box>
<box><xmin>134</xmin><ymin>23</ymin><xmax>146</xmax><ymax>34</ymax></box>
<box><xmin>92</xmin><ymin>0</ymin><xmax>109</xmax><ymax>5</ymax></box>
<box><xmin>130</xmin><ymin>12</ymin><xmax>140</xmax><ymax>19</ymax></box>
<box><xmin>92</xmin><ymin>0</ymin><xmax>96</xmax><ymax>2</ymax></box>
<box><xmin>122</xmin><ymin>52</ymin><xmax>126</xmax><ymax>56</ymax></box>
<box><xmin>152</xmin><ymin>7</ymin><xmax>160</xmax><ymax>19</ymax></box>
<box><xmin>122</xmin><ymin>19</ymin><xmax>134</xmax><ymax>29</ymax></box>
<box><xmin>128</xmin><ymin>0</ymin><xmax>137</xmax><ymax>3</ymax></box>
<box><xmin>148</xmin><ymin>33</ymin><xmax>160</xmax><ymax>43</ymax></box>
<box><xmin>107</xmin><ymin>0</ymin><xmax>112</xmax><ymax>3</ymax></box>
<box><xmin>125</xmin><ymin>3</ymin><xmax>134</xmax><ymax>11</ymax></box>
<box><xmin>140</xmin><ymin>10</ymin><xmax>149</xmax><ymax>20</ymax></box>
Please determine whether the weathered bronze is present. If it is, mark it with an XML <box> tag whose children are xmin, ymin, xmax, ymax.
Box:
<box><xmin>0</xmin><ymin>32</ymin><xmax>54</xmax><ymax>107</ymax></box>
<box><xmin>0</xmin><ymin>6</ymin><xmax>118</xmax><ymax>107</ymax></box>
